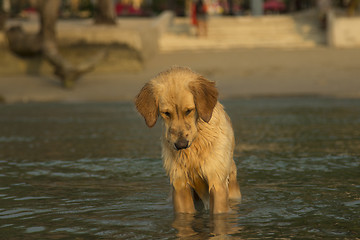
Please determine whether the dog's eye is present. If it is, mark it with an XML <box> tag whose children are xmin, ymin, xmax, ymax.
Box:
<box><xmin>163</xmin><ymin>112</ymin><xmax>171</xmax><ymax>118</ymax></box>
<box><xmin>185</xmin><ymin>109</ymin><xmax>193</xmax><ymax>116</ymax></box>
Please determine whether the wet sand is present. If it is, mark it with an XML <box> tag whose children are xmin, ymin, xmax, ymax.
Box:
<box><xmin>1</xmin><ymin>47</ymin><xmax>360</xmax><ymax>103</ymax></box>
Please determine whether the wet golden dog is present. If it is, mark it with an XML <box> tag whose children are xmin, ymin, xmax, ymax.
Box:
<box><xmin>135</xmin><ymin>66</ymin><xmax>241</xmax><ymax>214</ymax></box>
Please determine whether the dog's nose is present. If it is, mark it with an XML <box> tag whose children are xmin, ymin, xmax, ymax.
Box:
<box><xmin>174</xmin><ymin>138</ymin><xmax>189</xmax><ymax>150</ymax></box>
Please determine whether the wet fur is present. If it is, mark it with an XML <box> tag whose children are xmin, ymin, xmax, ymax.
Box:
<box><xmin>135</xmin><ymin>66</ymin><xmax>241</xmax><ymax>214</ymax></box>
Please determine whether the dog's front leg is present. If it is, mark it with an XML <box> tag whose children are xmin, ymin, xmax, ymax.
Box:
<box><xmin>228</xmin><ymin>160</ymin><xmax>242</xmax><ymax>200</ymax></box>
<box><xmin>210</xmin><ymin>182</ymin><xmax>230</xmax><ymax>214</ymax></box>
<box><xmin>172</xmin><ymin>180</ymin><xmax>196</xmax><ymax>214</ymax></box>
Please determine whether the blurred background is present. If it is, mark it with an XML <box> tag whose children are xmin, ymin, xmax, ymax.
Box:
<box><xmin>0</xmin><ymin>0</ymin><xmax>359</xmax><ymax>101</ymax></box>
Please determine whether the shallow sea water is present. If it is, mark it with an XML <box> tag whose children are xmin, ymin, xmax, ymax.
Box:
<box><xmin>0</xmin><ymin>98</ymin><xmax>359</xmax><ymax>239</ymax></box>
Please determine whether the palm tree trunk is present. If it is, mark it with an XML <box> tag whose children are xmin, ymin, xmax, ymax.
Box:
<box><xmin>94</xmin><ymin>0</ymin><xmax>116</xmax><ymax>25</ymax></box>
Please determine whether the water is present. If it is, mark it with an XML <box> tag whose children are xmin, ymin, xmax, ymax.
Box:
<box><xmin>0</xmin><ymin>98</ymin><xmax>359</xmax><ymax>239</ymax></box>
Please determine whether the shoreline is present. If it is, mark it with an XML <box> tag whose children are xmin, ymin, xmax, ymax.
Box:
<box><xmin>1</xmin><ymin>47</ymin><xmax>360</xmax><ymax>103</ymax></box>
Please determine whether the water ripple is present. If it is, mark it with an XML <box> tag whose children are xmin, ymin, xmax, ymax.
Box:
<box><xmin>1</xmin><ymin>99</ymin><xmax>359</xmax><ymax>239</ymax></box>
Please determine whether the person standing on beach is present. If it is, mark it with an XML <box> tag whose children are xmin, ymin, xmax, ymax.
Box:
<box><xmin>192</xmin><ymin>0</ymin><xmax>208</xmax><ymax>37</ymax></box>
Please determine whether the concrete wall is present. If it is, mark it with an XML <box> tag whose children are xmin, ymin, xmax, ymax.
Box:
<box><xmin>0</xmin><ymin>11</ymin><xmax>174</xmax><ymax>58</ymax></box>
<box><xmin>328</xmin><ymin>10</ymin><xmax>360</xmax><ymax>47</ymax></box>
<box><xmin>0</xmin><ymin>11</ymin><xmax>174</xmax><ymax>75</ymax></box>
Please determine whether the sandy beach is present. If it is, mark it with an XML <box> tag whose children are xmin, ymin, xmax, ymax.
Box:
<box><xmin>1</xmin><ymin>47</ymin><xmax>360</xmax><ymax>103</ymax></box>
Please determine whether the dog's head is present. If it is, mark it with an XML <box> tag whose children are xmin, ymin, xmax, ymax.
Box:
<box><xmin>135</xmin><ymin>67</ymin><xmax>218</xmax><ymax>151</ymax></box>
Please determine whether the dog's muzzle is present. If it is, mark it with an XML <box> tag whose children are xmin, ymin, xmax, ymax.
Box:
<box><xmin>174</xmin><ymin>137</ymin><xmax>189</xmax><ymax>150</ymax></box>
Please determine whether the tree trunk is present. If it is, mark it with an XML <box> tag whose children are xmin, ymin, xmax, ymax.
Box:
<box><xmin>0</xmin><ymin>13</ymin><xmax>5</xmax><ymax>30</ymax></box>
<box><xmin>0</xmin><ymin>0</ymin><xmax>10</xmax><ymax>30</ymax></box>
<box><xmin>228</xmin><ymin>0</ymin><xmax>234</xmax><ymax>15</ymax></box>
<box><xmin>38</xmin><ymin>0</ymin><xmax>78</xmax><ymax>87</ymax></box>
<box><xmin>94</xmin><ymin>0</ymin><xmax>116</xmax><ymax>25</ymax></box>
<box><xmin>6</xmin><ymin>0</ymin><xmax>107</xmax><ymax>88</ymax></box>
<box><xmin>288</xmin><ymin>0</ymin><xmax>296</xmax><ymax>12</ymax></box>
<box><xmin>38</xmin><ymin>0</ymin><xmax>58</xmax><ymax>43</ymax></box>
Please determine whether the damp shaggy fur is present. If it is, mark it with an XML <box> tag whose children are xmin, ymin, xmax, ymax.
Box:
<box><xmin>135</xmin><ymin>66</ymin><xmax>241</xmax><ymax>214</ymax></box>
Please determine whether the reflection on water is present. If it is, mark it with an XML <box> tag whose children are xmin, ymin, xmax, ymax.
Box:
<box><xmin>0</xmin><ymin>98</ymin><xmax>359</xmax><ymax>239</ymax></box>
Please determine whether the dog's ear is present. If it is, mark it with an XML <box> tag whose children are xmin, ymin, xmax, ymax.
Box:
<box><xmin>135</xmin><ymin>83</ymin><xmax>158</xmax><ymax>128</ymax></box>
<box><xmin>189</xmin><ymin>76</ymin><xmax>219</xmax><ymax>123</ymax></box>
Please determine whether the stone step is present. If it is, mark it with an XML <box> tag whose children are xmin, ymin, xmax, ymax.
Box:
<box><xmin>160</xmin><ymin>11</ymin><xmax>325</xmax><ymax>51</ymax></box>
<box><xmin>160</xmin><ymin>31</ymin><xmax>324</xmax><ymax>50</ymax></box>
<box><xmin>159</xmin><ymin>35</ymin><xmax>319</xmax><ymax>51</ymax></box>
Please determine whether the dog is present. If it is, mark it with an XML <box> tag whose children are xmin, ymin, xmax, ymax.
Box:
<box><xmin>135</xmin><ymin>66</ymin><xmax>241</xmax><ymax>214</ymax></box>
